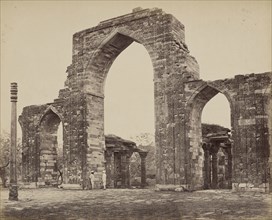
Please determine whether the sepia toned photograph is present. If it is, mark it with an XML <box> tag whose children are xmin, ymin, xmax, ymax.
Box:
<box><xmin>1</xmin><ymin>1</ymin><xmax>271</xmax><ymax>219</ymax></box>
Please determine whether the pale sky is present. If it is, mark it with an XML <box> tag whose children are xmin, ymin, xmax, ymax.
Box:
<box><xmin>1</xmin><ymin>1</ymin><xmax>271</xmax><ymax>139</ymax></box>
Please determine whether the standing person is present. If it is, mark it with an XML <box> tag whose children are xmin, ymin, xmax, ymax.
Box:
<box><xmin>89</xmin><ymin>171</ymin><xmax>95</xmax><ymax>190</ymax></box>
<box><xmin>102</xmin><ymin>170</ymin><xmax>106</xmax><ymax>190</ymax></box>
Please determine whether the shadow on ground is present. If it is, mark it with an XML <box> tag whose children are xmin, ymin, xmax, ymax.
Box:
<box><xmin>1</xmin><ymin>188</ymin><xmax>271</xmax><ymax>220</ymax></box>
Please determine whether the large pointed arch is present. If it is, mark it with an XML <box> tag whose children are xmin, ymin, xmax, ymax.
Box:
<box><xmin>84</xmin><ymin>30</ymin><xmax>156</xmax><ymax>96</ymax></box>
<box><xmin>64</xmin><ymin>8</ymin><xmax>200</xmax><ymax>187</ymax></box>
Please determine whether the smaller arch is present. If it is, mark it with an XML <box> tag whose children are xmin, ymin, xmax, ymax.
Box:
<box><xmin>38</xmin><ymin>106</ymin><xmax>64</xmax><ymax>186</ymax></box>
<box><xmin>184</xmin><ymin>81</ymin><xmax>233</xmax><ymax>188</ymax></box>
<box><xmin>38</xmin><ymin>105</ymin><xmax>64</xmax><ymax>127</ymax></box>
<box><xmin>186</xmin><ymin>82</ymin><xmax>233</xmax><ymax>109</ymax></box>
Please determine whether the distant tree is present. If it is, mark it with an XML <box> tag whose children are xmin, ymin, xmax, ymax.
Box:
<box><xmin>0</xmin><ymin>131</ymin><xmax>22</xmax><ymax>187</ymax></box>
<box><xmin>0</xmin><ymin>132</ymin><xmax>10</xmax><ymax>187</ymax></box>
<box><xmin>202</xmin><ymin>123</ymin><xmax>230</xmax><ymax>137</ymax></box>
<box><xmin>130</xmin><ymin>133</ymin><xmax>156</xmax><ymax>186</ymax></box>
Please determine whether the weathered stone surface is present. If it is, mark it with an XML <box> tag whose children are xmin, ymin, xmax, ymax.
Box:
<box><xmin>19</xmin><ymin>8</ymin><xmax>271</xmax><ymax>191</ymax></box>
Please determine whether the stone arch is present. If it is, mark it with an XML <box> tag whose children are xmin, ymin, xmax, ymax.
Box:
<box><xmin>38</xmin><ymin>105</ymin><xmax>64</xmax><ymax>127</ymax></box>
<box><xmin>184</xmin><ymin>83</ymin><xmax>232</xmax><ymax>188</ymax></box>
<box><xmin>86</xmin><ymin>28</ymin><xmax>148</xmax><ymax>68</ymax></box>
<box><xmin>185</xmin><ymin>83</ymin><xmax>234</xmax><ymax>130</ymax></box>
<box><xmin>64</xmin><ymin>8</ymin><xmax>200</xmax><ymax>187</ymax></box>
<box><xmin>187</xmin><ymin>83</ymin><xmax>233</xmax><ymax>109</ymax></box>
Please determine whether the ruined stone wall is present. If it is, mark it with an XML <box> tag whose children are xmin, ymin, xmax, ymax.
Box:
<box><xmin>19</xmin><ymin>91</ymin><xmax>90</xmax><ymax>184</ymax></box>
<box><xmin>19</xmin><ymin>105</ymin><xmax>47</xmax><ymax>182</ymax></box>
<box><xmin>183</xmin><ymin>72</ymin><xmax>272</xmax><ymax>190</ymax></box>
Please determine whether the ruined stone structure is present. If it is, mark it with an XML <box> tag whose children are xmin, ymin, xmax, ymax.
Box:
<box><xmin>19</xmin><ymin>8</ymin><xmax>272</xmax><ymax>191</ymax></box>
<box><xmin>56</xmin><ymin>135</ymin><xmax>147</xmax><ymax>189</ymax></box>
<box><xmin>105</xmin><ymin>135</ymin><xmax>147</xmax><ymax>188</ymax></box>
<box><xmin>202</xmin><ymin>131</ymin><xmax>232</xmax><ymax>189</ymax></box>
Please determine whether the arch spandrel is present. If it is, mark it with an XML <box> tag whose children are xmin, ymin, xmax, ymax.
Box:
<box><xmin>66</xmin><ymin>8</ymin><xmax>198</xmax><ymax>95</ymax></box>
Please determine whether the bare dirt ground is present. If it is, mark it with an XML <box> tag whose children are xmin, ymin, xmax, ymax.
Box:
<box><xmin>0</xmin><ymin>187</ymin><xmax>271</xmax><ymax>220</ymax></box>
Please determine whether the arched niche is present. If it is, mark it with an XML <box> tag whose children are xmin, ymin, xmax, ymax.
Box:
<box><xmin>38</xmin><ymin>108</ymin><xmax>63</xmax><ymax>185</ymax></box>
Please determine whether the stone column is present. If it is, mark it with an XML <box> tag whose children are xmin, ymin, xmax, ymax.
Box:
<box><xmin>9</xmin><ymin>82</ymin><xmax>18</xmax><ymax>201</ymax></box>
<box><xmin>113</xmin><ymin>152</ymin><xmax>121</xmax><ymax>188</ymax></box>
<box><xmin>225</xmin><ymin>143</ymin><xmax>232</xmax><ymax>189</ymax></box>
<box><xmin>125</xmin><ymin>151</ymin><xmax>133</xmax><ymax>188</ymax></box>
<box><xmin>120</xmin><ymin>152</ymin><xmax>128</xmax><ymax>188</ymax></box>
<box><xmin>211</xmin><ymin>145</ymin><xmax>219</xmax><ymax>189</ymax></box>
<box><xmin>202</xmin><ymin>144</ymin><xmax>211</xmax><ymax>189</ymax></box>
<box><xmin>139</xmin><ymin>152</ymin><xmax>148</xmax><ymax>188</ymax></box>
<box><xmin>105</xmin><ymin>150</ymin><xmax>113</xmax><ymax>188</ymax></box>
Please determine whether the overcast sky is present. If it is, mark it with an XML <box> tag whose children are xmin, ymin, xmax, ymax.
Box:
<box><xmin>1</xmin><ymin>1</ymin><xmax>271</xmax><ymax>139</ymax></box>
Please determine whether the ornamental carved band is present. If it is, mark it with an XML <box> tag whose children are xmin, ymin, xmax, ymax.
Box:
<box><xmin>10</xmin><ymin>82</ymin><xmax>18</xmax><ymax>102</ymax></box>
<box><xmin>19</xmin><ymin>8</ymin><xmax>272</xmax><ymax>191</ymax></box>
